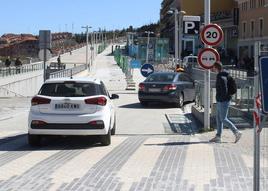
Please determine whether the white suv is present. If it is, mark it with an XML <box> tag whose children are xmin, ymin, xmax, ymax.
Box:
<box><xmin>28</xmin><ymin>77</ymin><xmax>119</xmax><ymax>146</ymax></box>
<box><xmin>182</xmin><ymin>56</ymin><xmax>201</xmax><ymax>69</ymax></box>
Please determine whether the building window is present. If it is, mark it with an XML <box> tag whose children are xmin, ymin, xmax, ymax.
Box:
<box><xmin>243</xmin><ymin>22</ymin><xmax>247</xmax><ymax>38</ymax></box>
<box><xmin>242</xmin><ymin>2</ymin><xmax>249</xmax><ymax>11</ymax></box>
<box><xmin>259</xmin><ymin>18</ymin><xmax>264</xmax><ymax>36</ymax></box>
<box><xmin>246</xmin><ymin>1</ymin><xmax>249</xmax><ymax>10</ymax></box>
<box><xmin>250</xmin><ymin>0</ymin><xmax>256</xmax><ymax>8</ymax></box>
<box><xmin>251</xmin><ymin>20</ymin><xmax>255</xmax><ymax>37</ymax></box>
<box><xmin>258</xmin><ymin>0</ymin><xmax>264</xmax><ymax>7</ymax></box>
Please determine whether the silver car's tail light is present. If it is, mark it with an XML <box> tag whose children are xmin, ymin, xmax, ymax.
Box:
<box><xmin>31</xmin><ymin>96</ymin><xmax>51</xmax><ymax>106</ymax></box>
<box><xmin>84</xmin><ymin>97</ymin><xmax>107</xmax><ymax>106</ymax></box>
<box><xmin>139</xmin><ymin>83</ymin><xmax>145</xmax><ymax>91</ymax></box>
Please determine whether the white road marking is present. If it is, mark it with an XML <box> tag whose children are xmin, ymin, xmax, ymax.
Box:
<box><xmin>49</xmin><ymin>137</ymin><xmax>127</xmax><ymax>191</ymax></box>
<box><xmin>0</xmin><ymin>131</ymin><xmax>22</xmax><ymax>139</ymax></box>
<box><xmin>181</xmin><ymin>136</ymin><xmax>217</xmax><ymax>191</ymax></box>
<box><xmin>0</xmin><ymin>150</ymin><xmax>59</xmax><ymax>180</ymax></box>
<box><xmin>117</xmin><ymin>138</ymin><xmax>168</xmax><ymax>191</ymax></box>
<box><xmin>242</xmin><ymin>154</ymin><xmax>268</xmax><ymax>168</ymax></box>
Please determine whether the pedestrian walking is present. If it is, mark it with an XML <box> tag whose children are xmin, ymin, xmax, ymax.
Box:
<box><xmin>5</xmin><ymin>57</ymin><xmax>11</xmax><ymax>68</ymax></box>
<box><xmin>15</xmin><ymin>57</ymin><xmax>22</xmax><ymax>74</ymax></box>
<box><xmin>5</xmin><ymin>57</ymin><xmax>11</xmax><ymax>75</ymax></box>
<box><xmin>57</xmin><ymin>55</ymin><xmax>61</xmax><ymax>69</ymax></box>
<box><xmin>209</xmin><ymin>61</ymin><xmax>242</xmax><ymax>143</ymax></box>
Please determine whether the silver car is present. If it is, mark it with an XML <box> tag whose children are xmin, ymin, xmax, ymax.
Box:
<box><xmin>138</xmin><ymin>72</ymin><xmax>195</xmax><ymax>107</ymax></box>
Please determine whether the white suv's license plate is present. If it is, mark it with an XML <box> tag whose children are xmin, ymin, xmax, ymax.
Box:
<box><xmin>55</xmin><ymin>103</ymin><xmax>80</xmax><ymax>109</ymax></box>
<box><xmin>148</xmin><ymin>88</ymin><xmax>161</xmax><ymax>92</ymax></box>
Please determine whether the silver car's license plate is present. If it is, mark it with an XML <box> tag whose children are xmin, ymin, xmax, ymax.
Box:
<box><xmin>55</xmin><ymin>103</ymin><xmax>80</xmax><ymax>109</ymax></box>
<box><xmin>148</xmin><ymin>88</ymin><xmax>161</xmax><ymax>92</ymax></box>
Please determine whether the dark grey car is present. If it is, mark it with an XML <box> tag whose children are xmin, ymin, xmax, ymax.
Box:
<box><xmin>138</xmin><ymin>72</ymin><xmax>195</xmax><ymax>107</ymax></box>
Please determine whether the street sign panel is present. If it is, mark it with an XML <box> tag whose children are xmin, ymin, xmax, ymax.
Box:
<box><xmin>200</xmin><ymin>24</ymin><xmax>224</xmax><ymax>47</ymax></box>
<box><xmin>183</xmin><ymin>16</ymin><xmax>200</xmax><ymax>35</ymax></box>
<box><xmin>141</xmin><ymin>64</ymin><xmax>154</xmax><ymax>77</ymax></box>
<box><xmin>39</xmin><ymin>30</ymin><xmax>51</xmax><ymax>49</ymax></box>
<box><xmin>259</xmin><ymin>56</ymin><xmax>268</xmax><ymax>114</ymax></box>
<box><xmin>38</xmin><ymin>49</ymin><xmax>52</xmax><ymax>61</ymax></box>
<box><xmin>130</xmin><ymin>59</ymin><xmax>141</xmax><ymax>69</ymax></box>
<box><xmin>197</xmin><ymin>48</ymin><xmax>220</xmax><ymax>69</ymax></box>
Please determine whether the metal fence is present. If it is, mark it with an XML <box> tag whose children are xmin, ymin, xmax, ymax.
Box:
<box><xmin>49</xmin><ymin>64</ymin><xmax>87</xmax><ymax>79</ymax></box>
<box><xmin>0</xmin><ymin>62</ymin><xmax>44</xmax><ymax>77</ymax></box>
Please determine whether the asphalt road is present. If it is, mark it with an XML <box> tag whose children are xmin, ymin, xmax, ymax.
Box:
<box><xmin>0</xmin><ymin>45</ymin><xmax>267</xmax><ymax>191</ymax></box>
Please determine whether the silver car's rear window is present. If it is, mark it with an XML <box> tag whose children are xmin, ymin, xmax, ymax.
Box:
<box><xmin>38</xmin><ymin>83</ymin><xmax>99</xmax><ymax>97</ymax></box>
<box><xmin>146</xmin><ymin>74</ymin><xmax>175</xmax><ymax>82</ymax></box>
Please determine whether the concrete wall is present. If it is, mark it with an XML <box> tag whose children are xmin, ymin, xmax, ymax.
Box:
<box><xmin>0</xmin><ymin>71</ymin><xmax>43</xmax><ymax>97</ymax></box>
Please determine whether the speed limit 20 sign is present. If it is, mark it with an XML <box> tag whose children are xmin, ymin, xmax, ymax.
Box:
<box><xmin>201</xmin><ymin>24</ymin><xmax>224</xmax><ymax>47</ymax></box>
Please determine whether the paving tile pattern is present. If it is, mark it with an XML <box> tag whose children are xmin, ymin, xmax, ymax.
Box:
<box><xmin>53</xmin><ymin>137</ymin><xmax>146</xmax><ymax>191</ymax></box>
<box><xmin>128</xmin><ymin>136</ymin><xmax>189</xmax><ymax>191</ymax></box>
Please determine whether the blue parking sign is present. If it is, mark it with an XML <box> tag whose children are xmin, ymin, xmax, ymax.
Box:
<box><xmin>259</xmin><ymin>56</ymin><xmax>268</xmax><ymax>114</ymax></box>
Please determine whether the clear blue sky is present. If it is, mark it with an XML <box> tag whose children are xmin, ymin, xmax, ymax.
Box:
<box><xmin>0</xmin><ymin>0</ymin><xmax>162</xmax><ymax>35</ymax></box>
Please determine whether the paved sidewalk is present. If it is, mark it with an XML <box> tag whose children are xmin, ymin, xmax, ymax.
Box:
<box><xmin>88</xmin><ymin>45</ymin><xmax>127</xmax><ymax>91</ymax></box>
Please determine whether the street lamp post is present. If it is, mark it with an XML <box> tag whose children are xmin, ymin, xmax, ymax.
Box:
<box><xmin>168</xmin><ymin>8</ymin><xmax>185</xmax><ymax>68</ymax></box>
<box><xmin>145</xmin><ymin>31</ymin><xmax>154</xmax><ymax>63</ymax></box>
<box><xmin>178</xmin><ymin>11</ymin><xmax>186</xmax><ymax>67</ymax></box>
<box><xmin>168</xmin><ymin>8</ymin><xmax>179</xmax><ymax>67</ymax></box>
<box><xmin>81</xmin><ymin>25</ymin><xmax>92</xmax><ymax>71</ymax></box>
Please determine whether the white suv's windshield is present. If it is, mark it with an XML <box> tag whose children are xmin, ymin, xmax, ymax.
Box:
<box><xmin>38</xmin><ymin>83</ymin><xmax>99</xmax><ymax>97</ymax></box>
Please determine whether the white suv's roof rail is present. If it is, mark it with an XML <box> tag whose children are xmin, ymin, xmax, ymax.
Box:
<box><xmin>45</xmin><ymin>77</ymin><xmax>101</xmax><ymax>84</ymax></box>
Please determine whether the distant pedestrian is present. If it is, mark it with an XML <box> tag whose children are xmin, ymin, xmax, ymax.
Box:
<box><xmin>57</xmin><ymin>55</ymin><xmax>61</xmax><ymax>68</ymax></box>
<box><xmin>5</xmin><ymin>57</ymin><xmax>11</xmax><ymax>68</ymax></box>
<box><xmin>15</xmin><ymin>57</ymin><xmax>22</xmax><ymax>74</ymax></box>
<box><xmin>209</xmin><ymin>61</ymin><xmax>242</xmax><ymax>143</ymax></box>
<box><xmin>5</xmin><ymin>57</ymin><xmax>11</xmax><ymax>75</ymax></box>
<box><xmin>57</xmin><ymin>55</ymin><xmax>61</xmax><ymax>64</ymax></box>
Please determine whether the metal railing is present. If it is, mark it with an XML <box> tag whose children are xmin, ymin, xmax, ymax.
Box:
<box><xmin>0</xmin><ymin>62</ymin><xmax>43</xmax><ymax>77</ymax></box>
<box><xmin>194</xmin><ymin>77</ymin><xmax>254</xmax><ymax>120</ymax></box>
<box><xmin>49</xmin><ymin>64</ymin><xmax>87</xmax><ymax>79</ymax></box>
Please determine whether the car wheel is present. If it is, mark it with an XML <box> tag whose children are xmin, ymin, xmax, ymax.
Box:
<box><xmin>100</xmin><ymin>130</ymin><xmax>111</xmax><ymax>146</ymax></box>
<box><xmin>175</xmin><ymin>92</ymin><xmax>184</xmax><ymax>108</ymax></box>
<box><xmin>28</xmin><ymin>134</ymin><xmax>41</xmax><ymax>147</ymax></box>
<box><xmin>111</xmin><ymin>118</ymin><xmax>116</xmax><ymax>135</ymax></box>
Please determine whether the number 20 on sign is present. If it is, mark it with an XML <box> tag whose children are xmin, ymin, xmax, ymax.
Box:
<box><xmin>201</xmin><ymin>24</ymin><xmax>224</xmax><ymax>47</ymax></box>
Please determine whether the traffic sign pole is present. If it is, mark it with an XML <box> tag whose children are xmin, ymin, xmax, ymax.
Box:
<box><xmin>253</xmin><ymin>41</ymin><xmax>261</xmax><ymax>191</ymax></box>
<box><xmin>204</xmin><ymin>0</ymin><xmax>211</xmax><ymax>131</ymax></box>
<box><xmin>43</xmin><ymin>33</ymin><xmax>47</xmax><ymax>82</ymax></box>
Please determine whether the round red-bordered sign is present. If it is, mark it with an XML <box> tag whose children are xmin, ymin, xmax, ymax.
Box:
<box><xmin>198</xmin><ymin>48</ymin><xmax>220</xmax><ymax>69</ymax></box>
<box><xmin>201</xmin><ymin>24</ymin><xmax>224</xmax><ymax>47</ymax></box>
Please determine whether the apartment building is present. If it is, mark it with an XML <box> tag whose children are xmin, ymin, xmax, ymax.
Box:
<box><xmin>160</xmin><ymin>0</ymin><xmax>238</xmax><ymax>59</ymax></box>
<box><xmin>237</xmin><ymin>0</ymin><xmax>268</xmax><ymax>58</ymax></box>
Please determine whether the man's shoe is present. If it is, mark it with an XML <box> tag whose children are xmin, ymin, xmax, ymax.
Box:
<box><xmin>209</xmin><ymin>136</ymin><xmax>221</xmax><ymax>143</ymax></box>
<box><xmin>234</xmin><ymin>132</ymin><xmax>242</xmax><ymax>143</ymax></box>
